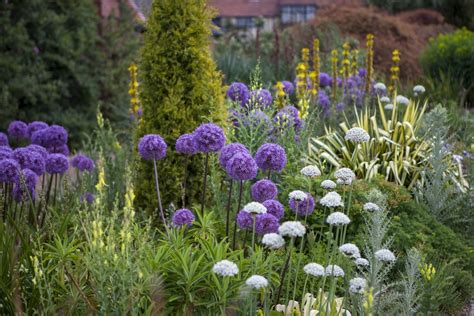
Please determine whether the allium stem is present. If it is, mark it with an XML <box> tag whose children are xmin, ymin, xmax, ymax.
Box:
<box><xmin>225</xmin><ymin>179</ymin><xmax>233</xmax><ymax>239</ymax></box>
<box><xmin>274</xmin><ymin>237</ymin><xmax>294</xmax><ymax>305</ymax></box>
<box><xmin>232</xmin><ymin>180</ymin><xmax>244</xmax><ymax>250</ymax></box>
<box><xmin>153</xmin><ymin>158</ymin><xmax>168</xmax><ymax>233</ymax></box>
<box><xmin>199</xmin><ymin>152</ymin><xmax>209</xmax><ymax>215</ymax></box>
<box><xmin>181</xmin><ymin>156</ymin><xmax>189</xmax><ymax>208</ymax></box>
<box><xmin>251</xmin><ymin>213</ymin><xmax>257</xmax><ymax>251</ymax></box>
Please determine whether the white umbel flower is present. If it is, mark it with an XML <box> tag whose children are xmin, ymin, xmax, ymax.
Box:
<box><xmin>289</xmin><ymin>190</ymin><xmax>307</xmax><ymax>201</ymax></box>
<box><xmin>321</xmin><ymin>179</ymin><xmax>336</xmax><ymax>190</ymax></box>
<box><xmin>384</xmin><ymin>103</ymin><xmax>394</xmax><ymax>110</ymax></box>
<box><xmin>396</xmin><ymin>95</ymin><xmax>409</xmax><ymax>105</ymax></box>
<box><xmin>374</xmin><ymin>82</ymin><xmax>387</xmax><ymax>92</ymax></box>
<box><xmin>278</xmin><ymin>221</ymin><xmax>306</xmax><ymax>238</ymax></box>
<box><xmin>320</xmin><ymin>191</ymin><xmax>343</xmax><ymax>208</ymax></box>
<box><xmin>243</xmin><ymin>202</ymin><xmax>267</xmax><ymax>214</ymax></box>
<box><xmin>245</xmin><ymin>275</ymin><xmax>268</xmax><ymax>289</ymax></box>
<box><xmin>380</xmin><ymin>96</ymin><xmax>390</xmax><ymax>103</ymax></box>
<box><xmin>327</xmin><ymin>212</ymin><xmax>351</xmax><ymax>226</ymax></box>
<box><xmin>345</xmin><ymin>127</ymin><xmax>370</xmax><ymax>143</ymax></box>
<box><xmin>413</xmin><ymin>85</ymin><xmax>425</xmax><ymax>95</ymax></box>
<box><xmin>349</xmin><ymin>277</ymin><xmax>367</xmax><ymax>294</ymax></box>
<box><xmin>301</xmin><ymin>165</ymin><xmax>321</xmax><ymax>177</ymax></box>
<box><xmin>375</xmin><ymin>249</ymin><xmax>396</xmax><ymax>263</ymax></box>
<box><xmin>363</xmin><ymin>202</ymin><xmax>380</xmax><ymax>212</ymax></box>
<box><xmin>334</xmin><ymin>168</ymin><xmax>356</xmax><ymax>182</ymax></box>
<box><xmin>303</xmin><ymin>263</ymin><xmax>325</xmax><ymax>277</ymax></box>
<box><xmin>212</xmin><ymin>260</ymin><xmax>239</xmax><ymax>277</ymax></box>
<box><xmin>339</xmin><ymin>243</ymin><xmax>361</xmax><ymax>258</ymax></box>
<box><xmin>355</xmin><ymin>258</ymin><xmax>370</xmax><ymax>267</ymax></box>
<box><xmin>325</xmin><ymin>264</ymin><xmax>345</xmax><ymax>277</ymax></box>
<box><xmin>262</xmin><ymin>233</ymin><xmax>285</xmax><ymax>249</ymax></box>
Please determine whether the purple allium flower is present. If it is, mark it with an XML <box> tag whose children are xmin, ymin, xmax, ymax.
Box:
<box><xmin>0</xmin><ymin>159</ymin><xmax>20</xmax><ymax>183</ymax></box>
<box><xmin>0</xmin><ymin>132</ymin><xmax>8</xmax><ymax>146</ymax></box>
<box><xmin>44</xmin><ymin>125</ymin><xmax>68</xmax><ymax>147</ymax></box>
<box><xmin>71</xmin><ymin>154</ymin><xmax>95</xmax><ymax>172</ymax></box>
<box><xmin>219</xmin><ymin>143</ymin><xmax>249</xmax><ymax>169</ymax></box>
<box><xmin>319</xmin><ymin>73</ymin><xmax>331</xmax><ymax>87</ymax></box>
<box><xmin>46</xmin><ymin>154</ymin><xmax>69</xmax><ymax>174</ymax></box>
<box><xmin>193</xmin><ymin>123</ymin><xmax>226</xmax><ymax>153</ymax></box>
<box><xmin>282</xmin><ymin>80</ymin><xmax>295</xmax><ymax>94</ymax></box>
<box><xmin>236</xmin><ymin>210</ymin><xmax>253</xmax><ymax>230</ymax></box>
<box><xmin>176</xmin><ymin>133</ymin><xmax>197</xmax><ymax>155</ymax></box>
<box><xmin>249</xmin><ymin>89</ymin><xmax>273</xmax><ymax>108</ymax></box>
<box><xmin>138</xmin><ymin>134</ymin><xmax>167</xmax><ymax>160</ymax></box>
<box><xmin>172</xmin><ymin>208</ymin><xmax>195</xmax><ymax>227</ymax></box>
<box><xmin>358</xmin><ymin>68</ymin><xmax>367</xmax><ymax>78</ymax></box>
<box><xmin>27</xmin><ymin>121</ymin><xmax>48</xmax><ymax>138</ymax></box>
<box><xmin>12</xmin><ymin>148</ymin><xmax>45</xmax><ymax>176</ymax></box>
<box><xmin>8</xmin><ymin>121</ymin><xmax>28</xmax><ymax>140</ymax></box>
<box><xmin>336</xmin><ymin>102</ymin><xmax>345</xmax><ymax>111</ymax></box>
<box><xmin>81</xmin><ymin>192</ymin><xmax>95</xmax><ymax>204</ymax></box>
<box><xmin>255</xmin><ymin>143</ymin><xmax>287</xmax><ymax>172</ymax></box>
<box><xmin>227</xmin><ymin>82</ymin><xmax>250</xmax><ymax>105</ymax></box>
<box><xmin>26</xmin><ymin>144</ymin><xmax>48</xmax><ymax>159</ymax></box>
<box><xmin>247</xmin><ymin>110</ymin><xmax>271</xmax><ymax>129</ymax></box>
<box><xmin>251</xmin><ymin>179</ymin><xmax>278</xmax><ymax>202</ymax></box>
<box><xmin>255</xmin><ymin>213</ymin><xmax>279</xmax><ymax>235</ymax></box>
<box><xmin>225</xmin><ymin>152</ymin><xmax>258</xmax><ymax>181</ymax></box>
<box><xmin>13</xmin><ymin>168</ymin><xmax>38</xmax><ymax>202</ymax></box>
<box><xmin>31</xmin><ymin>129</ymin><xmax>48</xmax><ymax>146</ymax></box>
<box><xmin>318</xmin><ymin>91</ymin><xmax>331</xmax><ymax>115</ymax></box>
<box><xmin>47</xmin><ymin>144</ymin><xmax>70</xmax><ymax>156</ymax></box>
<box><xmin>274</xmin><ymin>105</ymin><xmax>302</xmax><ymax>131</ymax></box>
<box><xmin>0</xmin><ymin>147</ymin><xmax>12</xmax><ymax>160</ymax></box>
<box><xmin>289</xmin><ymin>193</ymin><xmax>315</xmax><ymax>216</ymax></box>
<box><xmin>262</xmin><ymin>199</ymin><xmax>285</xmax><ymax>220</ymax></box>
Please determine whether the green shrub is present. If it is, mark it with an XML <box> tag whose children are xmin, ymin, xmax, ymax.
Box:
<box><xmin>135</xmin><ymin>0</ymin><xmax>227</xmax><ymax>211</ymax></box>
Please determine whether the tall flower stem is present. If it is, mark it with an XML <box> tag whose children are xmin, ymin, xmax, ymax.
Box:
<box><xmin>291</xmin><ymin>212</ymin><xmax>310</xmax><ymax>302</ymax></box>
<box><xmin>181</xmin><ymin>156</ymin><xmax>189</xmax><ymax>208</ymax></box>
<box><xmin>274</xmin><ymin>237</ymin><xmax>294</xmax><ymax>305</ymax></box>
<box><xmin>199</xmin><ymin>152</ymin><xmax>210</xmax><ymax>215</ymax></box>
<box><xmin>232</xmin><ymin>180</ymin><xmax>244</xmax><ymax>250</ymax></box>
<box><xmin>225</xmin><ymin>179</ymin><xmax>234</xmax><ymax>239</ymax></box>
<box><xmin>301</xmin><ymin>274</ymin><xmax>310</xmax><ymax>305</ymax></box>
<box><xmin>153</xmin><ymin>158</ymin><xmax>168</xmax><ymax>234</ymax></box>
<box><xmin>251</xmin><ymin>213</ymin><xmax>257</xmax><ymax>251</ymax></box>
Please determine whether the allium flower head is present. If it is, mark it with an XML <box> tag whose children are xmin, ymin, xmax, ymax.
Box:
<box><xmin>26</xmin><ymin>144</ymin><xmax>48</xmax><ymax>159</ymax></box>
<box><xmin>355</xmin><ymin>258</ymin><xmax>370</xmax><ymax>267</ymax></box>
<box><xmin>71</xmin><ymin>154</ymin><xmax>95</xmax><ymax>172</ymax></box>
<box><xmin>349</xmin><ymin>277</ymin><xmax>367</xmax><ymax>294</ymax></box>
<box><xmin>0</xmin><ymin>159</ymin><xmax>20</xmax><ymax>183</ymax></box>
<box><xmin>289</xmin><ymin>193</ymin><xmax>315</xmax><ymax>216</ymax></box>
<box><xmin>8</xmin><ymin>121</ymin><xmax>28</xmax><ymax>139</ymax></box>
<box><xmin>226</xmin><ymin>152</ymin><xmax>258</xmax><ymax>181</ymax></box>
<box><xmin>319</xmin><ymin>72</ymin><xmax>331</xmax><ymax>87</ymax></box>
<box><xmin>261</xmin><ymin>233</ymin><xmax>285</xmax><ymax>249</ymax></box>
<box><xmin>345</xmin><ymin>127</ymin><xmax>370</xmax><ymax>143</ymax></box>
<box><xmin>384</xmin><ymin>103</ymin><xmax>394</xmax><ymax>110</ymax></box>
<box><xmin>13</xmin><ymin>168</ymin><xmax>38</xmax><ymax>202</ymax></box>
<box><xmin>303</xmin><ymin>263</ymin><xmax>325</xmax><ymax>277</ymax></box>
<box><xmin>27</xmin><ymin>121</ymin><xmax>48</xmax><ymax>138</ymax></box>
<box><xmin>212</xmin><ymin>260</ymin><xmax>239</xmax><ymax>277</ymax></box>
<box><xmin>44</xmin><ymin>125</ymin><xmax>68</xmax><ymax>147</ymax></box>
<box><xmin>0</xmin><ymin>132</ymin><xmax>8</xmax><ymax>146</ymax></box>
<box><xmin>138</xmin><ymin>134</ymin><xmax>167</xmax><ymax>160</ymax></box>
<box><xmin>380</xmin><ymin>96</ymin><xmax>390</xmax><ymax>103</ymax></box>
<box><xmin>219</xmin><ymin>143</ymin><xmax>249</xmax><ymax>169</ymax></box>
<box><xmin>320</xmin><ymin>191</ymin><xmax>343</xmax><ymax>208</ymax></box>
<box><xmin>172</xmin><ymin>208</ymin><xmax>195</xmax><ymax>227</ymax></box>
<box><xmin>289</xmin><ymin>190</ymin><xmax>307</xmax><ymax>201</ymax></box>
<box><xmin>274</xmin><ymin>107</ymin><xmax>303</xmax><ymax>131</ymax></box>
<box><xmin>327</xmin><ymin>212</ymin><xmax>351</xmax><ymax>226</ymax></box>
<box><xmin>249</xmin><ymin>89</ymin><xmax>273</xmax><ymax>108</ymax></box>
<box><xmin>413</xmin><ymin>85</ymin><xmax>425</xmax><ymax>95</ymax></box>
<box><xmin>47</xmin><ymin>144</ymin><xmax>70</xmax><ymax>156</ymax></box>
<box><xmin>81</xmin><ymin>192</ymin><xmax>95</xmax><ymax>204</ymax></box>
<box><xmin>282</xmin><ymin>80</ymin><xmax>295</xmax><ymax>94</ymax></box>
<box><xmin>12</xmin><ymin>148</ymin><xmax>45</xmax><ymax>176</ymax></box>
<box><xmin>246</xmin><ymin>275</ymin><xmax>268</xmax><ymax>289</ymax></box>
<box><xmin>300</xmin><ymin>165</ymin><xmax>321</xmax><ymax>177</ymax></box>
<box><xmin>278</xmin><ymin>221</ymin><xmax>306</xmax><ymax>238</ymax></box>
<box><xmin>45</xmin><ymin>154</ymin><xmax>69</xmax><ymax>174</ymax></box>
<box><xmin>396</xmin><ymin>95</ymin><xmax>409</xmax><ymax>105</ymax></box>
<box><xmin>373</xmin><ymin>82</ymin><xmax>387</xmax><ymax>93</ymax></box>
<box><xmin>375</xmin><ymin>249</ymin><xmax>396</xmax><ymax>263</ymax></box>
<box><xmin>334</xmin><ymin>168</ymin><xmax>355</xmax><ymax>182</ymax></box>
<box><xmin>175</xmin><ymin>133</ymin><xmax>197</xmax><ymax>155</ymax></box>
<box><xmin>251</xmin><ymin>179</ymin><xmax>278</xmax><ymax>202</ymax></box>
<box><xmin>247</xmin><ymin>110</ymin><xmax>271</xmax><ymax>129</ymax></box>
<box><xmin>256</xmin><ymin>213</ymin><xmax>279</xmax><ymax>235</ymax></box>
<box><xmin>363</xmin><ymin>202</ymin><xmax>380</xmax><ymax>212</ymax></box>
<box><xmin>193</xmin><ymin>123</ymin><xmax>226</xmax><ymax>153</ymax></box>
<box><xmin>243</xmin><ymin>201</ymin><xmax>267</xmax><ymax>214</ymax></box>
<box><xmin>0</xmin><ymin>148</ymin><xmax>11</xmax><ymax>160</ymax></box>
<box><xmin>325</xmin><ymin>265</ymin><xmax>345</xmax><ymax>277</ymax></box>
<box><xmin>321</xmin><ymin>180</ymin><xmax>336</xmax><ymax>190</ymax></box>
<box><xmin>339</xmin><ymin>243</ymin><xmax>361</xmax><ymax>258</ymax></box>
<box><xmin>255</xmin><ymin>143</ymin><xmax>287</xmax><ymax>172</ymax></box>
<box><xmin>262</xmin><ymin>199</ymin><xmax>285</xmax><ymax>220</ymax></box>
<box><xmin>227</xmin><ymin>82</ymin><xmax>249</xmax><ymax>104</ymax></box>
<box><xmin>236</xmin><ymin>210</ymin><xmax>253</xmax><ymax>230</ymax></box>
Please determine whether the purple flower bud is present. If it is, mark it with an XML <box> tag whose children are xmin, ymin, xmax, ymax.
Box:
<box><xmin>289</xmin><ymin>193</ymin><xmax>315</xmax><ymax>216</ymax></box>
<box><xmin>138</xmin><ymin>134</ymin><xmax>167</xmax><ymax>160</ymax></box>
<box><xmin>46</xmin><ymin>154</ymin><xmax>69</xmax><ymax>174</ymax></box>
<box><xmin>262</xmin><ymin>199</ymin><xmax>285</xmax><ymax>220</ymax></box>
<box><xmin>251</xmin><ymin>179</ymin><xmax>278</xmax><ymax>202</ymax></box>
<box><xmin>27</xmin><ymin>121</ymin><xmax>48</xmax><ymax>138</ymax></box>
<box><xmin>71</xmin><ymin>154</ymin><xmax>95</xmax><ymax>172</ymax></box>
<box><xmin>8</xmin><ymin>121</ymin><xmax>28</xmax><ymax>140</ymax></box>
<box><xmin>255</xmin><ymin>143</ymin><xmax>287</xmax><ymax>172</ymax></box>
<box><xmin>256</xmin><ymin>213</ymin><xmax>279</xmax><ymax>235</ymax></box>
<box><xmin>0</xmin><ymin>132</ymin><xmax>8</xmax><ymax>146</ymax></box>
<box><xmin>0</xmin><ymin>159</ymin><xmax>20</xmax><ymax>183</ymax></box>
<box><xmin>175</xmin><ymin>133</ymin><xmax>197</xmax><ymax>155</ymax></box>
<box><xmin>172</xmin><ymin>208</ymin><xmax>195</xmax><ymax>227</ymax></box>
<box><xmin>236</xmin><ymin>210</ymin><xmax>253</xmax><ymax>230</ymax></box>
<box><xmin>225</xmin><ymin>152</ymin><xmax>258</xmax><ymax>181</ymax></box>
<box><xmin>219</xmin><ymin>143</ymin><xmax>249</xmax><ymax>169</ymax></box>
<box><xmin>193</xmin><ymin>123</ymin><xmax>226</xmax><ymax>153</ymax></box>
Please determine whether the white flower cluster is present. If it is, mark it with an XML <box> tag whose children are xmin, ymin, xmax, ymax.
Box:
<box><xmin>363</xmin><ymin>202</ymin><xmax>380</xmax><ymax>212</ymax></box>
<box><xmin>413</xmin><ymin>85</ymin><xmax>425</xmax><ymax>95</ymax></box>
<box><xmin>300</xmin><ymin>165</ymin><xmax>321</xmax><ymax>177</ymax></box>
<box><xmin>345</xmin><ymin>127</ymin><xmax>370</xmax><ymax>143</ymax></box>
<box><xmin>355</xmin><ymin>258</ymin><xmax>370</xmax><ymax>267</ymax></box>
<box><xmin>339</xmin><ymin>243</ymin><xmax>361</xmax><ymax>258</ymax></box>
<box><xmin>325</xmin><ymin>264</ymin><xmax>345</xmax><ymax>277</ymax></box>
<box><xmin>327</xmin><ymin>212</ymin><xmax>351</xmax><ymax>226</ymax></box>
<box><xmin>334</xmin><ymin>168</ymin><xmax>355</xmax><ymax>183</ymax></box>
<box><xmin>321</xmin><ymin>179</ymin><xmax>336</xmax><ymax>190</ymax></box>
<box><xmin>243</xmin><ymin>202</ymin><xmax>267</xmax><ymax>214</ymax></box>
<box><xmin>375</xmin><ymin>249</ymin><xmax>396</xmax><ymax>263</ymax></box>
<box><xmin>337</xmin><ymin>178</ymin><xmax>352</xmax><ymax>185</ymax></box>
<box><xmin>349</xmin><ymin>277</ymin><xmax>367</xmax><ymax>294</ymax></box>
<box><xmin>278</xmin><ymin>221</ymin><xmax>306</xmax><ymax>238</ymax></box>
<box><xmin>262</xmin><ymin>233</ymin><xmax>285</xmax><ymax>249</ymax></box>
<box><xmin>245</xmin><ymin>275</ymin><xmax>268</xmax><ymax>289</ymax></box>
<box><xmin>380</xmin><ymin>96</ymin><xmax>391</xmax><ymax>103</ymax></box>
<box><xmin>289</xmin><ymin>190</ymin><xmax>307</xmax><ymax>201</ymax></box>
<box><xmin>320</xmin><ymin>191</ymin><xmax>343</xmax><ymax>208</ymax></box>
<box><xmin>303</xmin><ymin>263</ymin><xmax>325</xmax><ymax>277</ymax></box>
<box><xmin>374</xmin><ymin>82</ymin><xmax>387</xmax><ymax>92</ymax></box>
<box><xmin>396</xmin><ymin>95</ymin><xmax>409</xmax><ymax>105</ymax></box>
<box><xmin>384</xmin><ymin>103</ymin><xmax>394</xmax><ymax>110</ymax></box>
<box><xmin>212</xmin><ymin>260</ymin><xmax>239</xmax><ymax>277</ymax></box>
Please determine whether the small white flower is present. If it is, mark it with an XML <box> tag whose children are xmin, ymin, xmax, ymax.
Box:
<box><xmin>289</xmin><ymin>190</ymin><xmax>307</xmax><ymax>201</ymax></box>
<box><xmin>243</xmin><ymin>202</ymin><xmax>267</xmax><ymax>214</ymax></box>
<box><xmin>327</xmin><ymin>212</ymin><xmax>351</xmax><ymax>226</ymax></box>
<box><xmin>321</xmin><ymin>179</ymin><xmax>336</xmax><ymax>190</ymax></box>
<box><xmin>262</xmin><ymin>233</ymin><xmax>285</xmax><ymax>249</ymax></box>
<box><xmin>452</xmin><ymin>154</ymin><xmax>463</xmax><ymax>164</ymax></box>
<box><xmin>325</xmin><ymin>264</ymin><xmax>345</xmax><ymax>277</ymax></box>
<box><xmin>301</xmin><ymin>165</ymin><xmax>321</xmax><ymax>177</ymax></box>
<box><xmin>339</xmin><ymin>243</ymin><xmax>361</xmax><ymax>258</ymax></box>
<box><xmin>380</xmin><ymin>96</ymin><xmax>391</xmax><ymax>103</ymax></box>
<box><xmin>413</xmin><ymin>85</ymin><xmax>425</xmax><ymax>95</ymax></box>
<box><xmin>396</xmin><ymin>95</ymin><xmax>409</xmax><ymax>105</ymax></box>
<box><xmin>345</xmin><ymin>127</ymin><xmax>370</xmax><ymax>143</ymax></box>
<box><xmin>337</xmin><ymin>178</ymin><xmax>352</xmax><ymax>185</ymax></box>
<box><xmin>245</xmin><ymin>275</ymin><xmax>268</xmax><ymax>289</ymax></box>
<box><xmin>334</xmin><ymin>168</ymin><xmax>356</xmax><ymax>182</ymax></box>
<box><xmin>375</xmin><ymin>249</ymin><xmax>396</xmax><ymax>263</ymax></box>
<box><xmin>355</xmin><ymin>258</ymin><xmax>370</xmax><ymax>267</ymax></box>
<box><xmin>320</xmin><ymin>191</ymin><xmax>343</xmax><ymax>208</ymax></box>
<box><xmin>212</xmin><ymin>260</ymin><xmax>239</xmax><ymax>277</ymax></box>
<box><xmin>349</xmin><ymin>277</ymin><xmax>367</xmax><ymax>294</ymax></box>
<box><xmin>384</xmin><ymin>103</ymin><xmax>394</xmax><ymax>110</ymax></box>
<box><xmin>303</xmin><ymin>263</ymin><xmax>325</xmax><ymax>277</ymax></box>
<box><xmin>363</xmin><ymin>202</ymin><xmax>380</xmax><ymax>212</ymax></box>
<box><xmin>278</xmin><ymin>221</ymin><xmax>306</xmax><ymax>238</ymax></box>
<box><xmin>374</xmin><ymin>82</ymin><xmax>387</xmax><ymax>92</ymax></box>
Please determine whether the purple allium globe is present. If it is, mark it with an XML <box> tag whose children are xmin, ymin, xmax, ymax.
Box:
<box><xmin>0</xmin><ymin>159</ymin><xmax>20</xmax><ymax>183</ymax></box>
<box><xmin>45</xmin><ymin>154</ymin><xmax>69</xmax><ymax>174</ymax></box>
<box><xmin>251</xmin><ymin>179</ymin><xmax>278</xmax><ymax>202</ymax></box>
<box><xmin>319</xmin><ymin>73</ymin><xmax>331</xmax><ymax>87</ymax></box>
<box><xmin>0</xmin><ymin>132</ymin><xmax>8</xmax><ymax>146</ymax></box>
<box><xmin>236</xmin><ymin>210</ymin><xmax>253</xmax><ymax>230</ymax></box>
<box><xmin>71</xmin><ymin>154</ymin><xmax>95</xmax><ymax>172</ymax></box>
<box><xmin>12</xmin><ymin>148</ymin><xmax>46</xmax><ymax>176</ymax></box>
<box><xmin>358</xmin><ymin>68</ymin><xmax>367</xmax><ymax>78</ymax></box>
<box><xmin>172</xmin><ymin>208</ymin><xmax>195</xmax><ymax>227</ymax></box>
<box><xmin>282</xmin><ymin>80</ymin><xmax>295</xmax><ymax>94</ymax></box>
<box><xmin>81</xmin><ymin>192</ymin><xmax>95</xmax><ymax>204</ymax></box>
<box><xmin>255</xmin><ymin>213</ymin><xmax>279</xmax><ymax>235</ymax></box>
<box><xmin>193</xmin><ymin>123</ymin><xmax>226</xmax><ymax>153</ymax></box>
<box><xmin>274</xmin><ymin>105</ymin><xmax>302</xmax><ymax>131</ymax></box>
<box><xmin>249</xmin><ymin>89</ymin><xmax>273</xmax><ymax>108</ymax></box>
<box><xmin>318</xmin><ymin>91</ymin><xmax>330</xmax><ymax>114</ymax></box>
<box><xmin>289</xmin><ymin>193</ymin><xmax>315</xmax><ymax>216</ymax></box>
<box><xmin>138</xmin><ymin>134</ymin><xmax>167</xmax><ymax>160</ymax></box>
<box><xmin>13</xmin><ymin>168</ymin><xmax>38</xmax><ymax>202</ymax></box>
<box><xmin>255</xmin><ymin>143</ymin><xmax>287</xmax><ymax>172</ymax></box>
<box><xmin>247</xmin><ymin>110</ymin><xmax>271</xmax><ymax>129</ymax></box>
<box><xmin>7</xmin><ymin>121</ymin><xmax>28</xmax><ymax>140</ymax></box>
<box><xmin>46</xmin><ymin>144</ymin><xmax>70</xmax><ymax>156</ymax></box>
<box><xmin>175</xmin><ymin>133</ymin><xmax>197</xmax><ymax>155</ymax></box>
<box><xmin>0</xmin><ymin>147</ymin><xmax>12</xmax><ymax>160</ymax></box>
<box><xmin>262</xmin><ymin>199</ymin><xmax>285</xmax><ymax>220</ymax></box>
<box><xmin>219</xmin><ymin>143</ymin><xmax>249</xmax><ymax>169</ymax></box>
<box><xmin>225</xmin><ymin>152</ymin><xmax>258</xmax><ymax>181</ymax></box>
<box><xmin>227</xmin><ymin>82</ymin><xmax>250</xmax><ymax>105</ymax></box>
<box><xmin>44</xmin><ymin>125</ymin><xmax>68</xmax><ymax>147</ymax></box>
<box><xmin>26</xmin><ymin>144</ymin><xmax>48</xmax><ymax>159</ymax></box>
<box><xmin>27</xmin><ymin>121</ymin><xmax>48</xmax><ymax>138</ymax></box>
<box><xmin>31</xmin><ymin>129</ymin><xmax>48</xmax><ymax>146</ymax></box>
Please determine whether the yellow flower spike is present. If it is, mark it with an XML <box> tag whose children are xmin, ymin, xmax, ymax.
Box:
<box><xmin>351</xmin><ymin>49</ymin><xmax>359</xmax><ymax>76</ymax></box>
<box><xmin>275</xmin><ymin>81</ymin><xmax>286</xmax><ymax>109</ymax></box>
<box><xmin>313</xmin><ymin>38</ymin><xmax>320</xmax><ymax>98</ymax></box>
<box><xmin>128</xmin><ymin>62</ymin><xmax>141</xmax><ymax>118</ymax></box>
<box><xmin>331</xmin><ymin>49</ymin><xmax>338</xmax><ymax>101</ymax></box>
<box><xmin>388</xmin><ymin>49</ymin><xmax>401</xmax><ymax>97</ymax></box>
<box><xmin>363</xmin><ymin>287</ymin><xmax>374</xmax><ymax>316</ymax></box>
<box><xmin>365</xmin><ymin>34</ymin><xmax>375</xmax><ymax>94</ymax></box>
